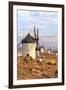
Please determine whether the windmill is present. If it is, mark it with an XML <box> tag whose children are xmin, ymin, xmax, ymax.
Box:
<box><xmin>17</xmin><ymin>32</ymin><xmax>36</xmax><ymax>59</ymax></box>
<box><xmin>17</xmin><ymin>26</ymin><xmax>39</xmax><ymax>58</ymax></box>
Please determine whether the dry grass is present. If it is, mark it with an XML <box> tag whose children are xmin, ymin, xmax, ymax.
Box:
<box><xmin>17</xmin><ymin>53</ymin><xmax>58</xmax><ymax>80</ymax></box>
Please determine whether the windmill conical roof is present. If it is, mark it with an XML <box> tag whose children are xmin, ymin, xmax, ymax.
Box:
<box><xmin>22</xmin><ymin>33</ymin><xmax>35</xmax><ymax>43</ymax></box>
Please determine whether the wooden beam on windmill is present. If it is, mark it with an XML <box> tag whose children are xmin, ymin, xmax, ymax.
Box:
<box><xmin>34</xmin><ymin>26</ymin><xmax>36</xmax><ymax>41</ymax></box>
<box><xmin>17</xmin><ymin>41</ymin><xmax>22</xmax><ymax>47</ymax></box>
<box><xmin>34</xmin><ymin>26</ymin><xmax>39</xmax><ymax>50</ymax></box>
<box><xmin>36</xmin><ymin>27</ymin><xmax>39</xmax><ymax>49</ymax></box>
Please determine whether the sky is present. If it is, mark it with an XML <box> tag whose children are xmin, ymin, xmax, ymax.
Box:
<box><xmin>17</xmin><ymin>9</ymin><xmax>58</xmax><ymax>49</ymax></box>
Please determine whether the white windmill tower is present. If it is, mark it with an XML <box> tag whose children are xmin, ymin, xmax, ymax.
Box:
<box><xmin>18</xmin><ymin>32</ymin><xmax>36</xmax><ymax>59</ymax></box>
<box><xmin>22</xmin><ymin>33</ymin><xmax>36</xmax><ymax>59</ymax></box>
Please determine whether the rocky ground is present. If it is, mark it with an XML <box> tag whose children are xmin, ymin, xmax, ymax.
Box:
<box><xmin>17</xmin><ymin>53</ymin><xmax>58</xmax><ymax>80</ymax></box>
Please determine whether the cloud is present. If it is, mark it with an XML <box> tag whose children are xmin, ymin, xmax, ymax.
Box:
<box><xmin>17</xmin><ymin>35</ymin><xmax>58</xmax><ymax>49</ymax></box>
<box><xmin>17</xmin><ymin>10</ymin><xmax>58</xmax><ymax>48</ymax></box>
<box><xmin>39</xmin><ymin>35</ymin><xmax>58</xmax><ymax>48</ymax></box>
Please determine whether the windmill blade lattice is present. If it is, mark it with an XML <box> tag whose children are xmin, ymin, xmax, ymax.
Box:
<box><xmin>17</xmin><ymin>41</ymin><xmax>22</xmax><ymax>47</ymax></box>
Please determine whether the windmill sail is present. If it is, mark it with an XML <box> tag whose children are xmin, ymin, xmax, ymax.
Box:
<box><xmin>37</xmin><ymin>27</ymin><xmax>39</xmax><ymax>40</ymax></box>
<box><xmin>17</xmin><ymin>41</ymin><xmax>22</xmax><ymax>47</ymax></box>
<box><xmin>36</xmin><ymin>27</ymin><xmax>39</xmax><ymax>49</ymax></box>
<box><xmin>34</xmin><ymin>26</ymin><xmax>39</xmax><ymax>50</ymax></box>
<box><xmin>34</xmin><ymin>26</ymin><xmax>36</xmax><ymax>40</ymax></box>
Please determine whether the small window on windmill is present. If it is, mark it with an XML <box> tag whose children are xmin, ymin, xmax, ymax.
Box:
<box><xmin>26</xmin><ymin>54</ymin><xmax>29</xmax><ymax>56</ymax></box>
<box><xmin>26</xmin><ymin>49</ymin><xmax>29</xmax><ymax>56</ymax></box>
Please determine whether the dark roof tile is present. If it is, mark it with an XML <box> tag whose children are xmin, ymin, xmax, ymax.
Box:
<box><xmin>22</xmin><ymin>33</ymin><xmax>35</xmax><ymax>43</ymax></box>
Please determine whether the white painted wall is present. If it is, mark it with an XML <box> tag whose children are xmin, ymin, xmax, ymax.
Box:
<box><xmin>17</xmin><ymin>51</ymin><xmax>22</xmax><ymax>56</ymax></box>
<box><xmin>36</xmin><ymin>50</ymin><xmax>40</xmax><ymax>57</ymax></box>
<box><xmin>48</xmin><ymin>50</ymin><xmax>51</xmax><ymax>54</ymax></box>
<box><xmin>22</xmin><ymin>43</ymin><xmax>36</xmax><ymax>59</ymax></box>
<box><xmin>40</xmin><ymin>48</ymin><xmax>44</xmax><ymax>53</ymax></box>
<box><xmin>17</xmin><ymin>47</ymin><xmax>22</xmax><ymax>56</ymax></box>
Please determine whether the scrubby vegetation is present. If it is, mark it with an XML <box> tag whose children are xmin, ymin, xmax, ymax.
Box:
<box><xmin>17</xmin><ymin>53</ymin><xmax>58</xmax><ymax>80</ymax></box>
